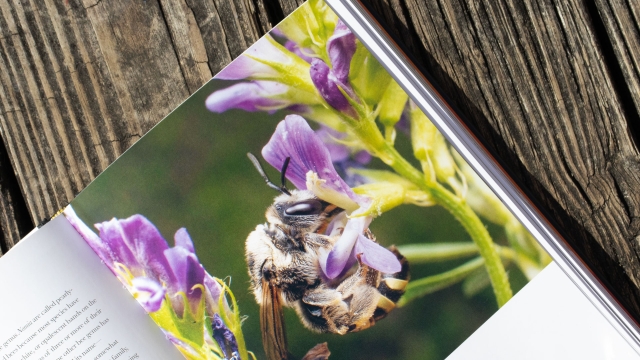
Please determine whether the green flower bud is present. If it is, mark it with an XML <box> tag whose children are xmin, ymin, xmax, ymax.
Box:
<box><xmin>378</xmin><ymin>79</ymin><xmax>409</xmax><ymax>128</ymax></box>
<box><xmin>350</xmin><ymin>43</ymin><xmax>392</xmax><ymax>105</ymax></box>
<box><xmin>431</xmin><ymin>132</ymin><xmax>457</xmax><ymax>183</ymax></box>
<box><xmin>410</xmin><ymin>102</ymin><xmax>460</xmax><ymax>188</ymax></box>
<box><xmin>409</xmin><ymin>102</ymin><xmax>437</xmax><ymax>163</ymax></box>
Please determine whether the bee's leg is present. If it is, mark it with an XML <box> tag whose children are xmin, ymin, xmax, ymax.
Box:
<box><xmin>298</xmin><ymin>285</ymin><xmax>352</xmax><ymax>334</ymax></box>
<box><xmin>336</xmin><ymin>247</ymin><xmax>411</xmax><ymax>332</ymax></box>
<box><xmin>304</xmin><ymin>233</ymin><xmax>338</xmax><ymax>250</ymax></box>
<box><xmin>372</xmin><ymin>246</ymin><xmax>410</xmax><ymax>321</ymax></box>
<box><xmin>329</xmin><ymin>256</ymin><xmax>382</xmax><ymax>333</ymax></box>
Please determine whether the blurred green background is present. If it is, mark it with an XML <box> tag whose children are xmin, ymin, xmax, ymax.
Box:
<box><xmin>71</xmin><ymin>79</ymin><xmax>528</xmax><ymax>360</ymax></box>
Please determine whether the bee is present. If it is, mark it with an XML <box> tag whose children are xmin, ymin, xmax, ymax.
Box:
<box><xmin>245</xmin><ymin>153</ymin><xmax>409</xmax><ymax>360</ymax></box>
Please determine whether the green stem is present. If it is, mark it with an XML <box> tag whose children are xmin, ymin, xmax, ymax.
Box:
<box><xmin>352</xmin><ymin>120</ymin><xmax>513</xmax><ymax>306</ymax></box>
<box><xmin>397</xmin><ymin>243</ymin><xmax>479</xmax><ymax>263</ymax></box>
<box><xmin>428</xmin><ymin>182</ymin><xmax>512</xmax><ymax>306</ymax></box>
<box><xmin>398</xmin><ymin>242</ymin><xmax>517</xmax><ymax>265</ymax></box>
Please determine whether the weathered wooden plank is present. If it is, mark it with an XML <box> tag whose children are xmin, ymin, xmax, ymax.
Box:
<box><xmin>83</xmin><ymin>0</ymin><xmax>190</xmax><ymax>133</ymax></box>
<box><xmin>0</xmin><ymin>135</ymin><xmax>33</xmax><ymax>254</ymax></box>
<box><xmin>594</xmin><ymin>0</ymin><xmax>640</xmax><ymax>133</ymax></box>
<box><xmin>39</xmin><ymin>0</ymin><xmax>126</xmax><ymax>178</ymax></box>
<box><xmin>0</xmin><ymin>0</ymin><xmax>60</xmax><ymax>221</ymax></box>
<box><xmin>250</xmin><ymin>0</ymin><xmax>276</xmax><ymax>33</ymax></box>
<box><xmin>158</xmin><ymin>0</ymin><xmax>212</xmax><ymax>92</ymax></box>
<box><xmin>277</xmin><ymin>0</ymin><xmax>307</xmax><ymax>16</ymax></box>
<box><xmin>213</xmin><ymin>0</ymin><xmax>261</xmax><ymax>57</ymax></box>
<box><xmin>183</xmin><ymin>0</ymin><xmax>233</xmax><ymax>74</ymax></box>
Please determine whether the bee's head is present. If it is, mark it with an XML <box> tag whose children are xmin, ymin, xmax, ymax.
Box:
<box><xmin>247</xmin><ymin>152</ymin><xmax>342</xmax><ymax>233</ymax></box>
<box><xmin>266</xmin><ymin>190</ymin><xmax>327</xmax><ymax>232</ymax></box>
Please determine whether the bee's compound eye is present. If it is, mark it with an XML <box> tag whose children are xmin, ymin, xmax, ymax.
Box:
<box><xmin>285</xmin><ymin>200</ymin><xmax>323</xmax><ymax>216</ymax></box>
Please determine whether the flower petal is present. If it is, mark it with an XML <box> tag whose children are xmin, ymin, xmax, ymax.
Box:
<box><xmin>205</xmin><ymin>81</ymin><xmax>290</xmax><ymax>113</ymax></box>
<box><xmin>216</xmin><ymin>55</ymin><xmax>277</xmax><ymax>80</ymax></box>
<box><xmin>132</xmin><ymin>277</ymin><xmax>166</xmax><ymax>313</ymax></box>
<box><xmin>215</xmin><ymin>36</ymin><xmax>288</xmax><ymax>80</ymax></box>
<box><xmin>306</xmin><ymin>171</ymin><xmax>360</xmax><ymax>211</ymax></box>
<box><xmin>327</xmin><ymin>20</ymin><xmax>356</xmax><ymax>82</ymax></box>
<box><xmin>354</xmin><ymin>235</ymin><xmax>402</xmax><ymax>274</ymax></box>
<box><xmin>310</xmin><ymin>58</ymin><xmax>356</xmax><ymax>116</ymax></box>
<box><xmin>93</xmin><ymin>218</ymin><xmax>139</xmax><ymax>274</ymax></box>
<box><xmin>322</xmin><ymin>216</ymin><xmax>371</xmax><ymax>279</ymax></box>
<box><xmin>324</xmin><ymin>207</ymin><xmax>348</xmax><ymax>236</ymax></box>
<box><xmin>97</xmin><ymin>215</ymin><xmax>174</xmax><ymax>283</ymax></box>
<box><xmin>164</xmin><ymin>246</ymin><xmax>205</xmax><ymax>315</ymax></box>
<box><xmin>315</xmin><ymin>125</ymin><xmax>350</xmax><ymax>162</ymax></box>
<box><xmin>174</xmin><ymin>228</ymin><xmax>195</xmax><ymax>254</ymax></box>
<box><xmin>203</xmin><ymin>273</ymin><xmax>224</xmax><ymax>316</ymax></box>
<box><xmin>261</xmin><ymin>115</ymin><xmax>359</xmax><ymax>204</ymax></box>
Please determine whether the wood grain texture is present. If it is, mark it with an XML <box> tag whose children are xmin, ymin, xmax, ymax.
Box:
<box><xmin>0</xmin><ymin>137</ymin><xmax>32</xmax><ymax>254</ymax></box>
<box><xmin>1</xmin><ymin>0</ymin><xmax>640</xmax><ymax>320</ymax></box>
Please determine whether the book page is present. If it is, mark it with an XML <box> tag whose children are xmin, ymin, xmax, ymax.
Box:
<box><xmin>0</xmin><ymin>216</ymin><xmax>182</xmax><ymax>360</ymax></box>
<box><xmin>448</xmin><ymin>262</ymin><xmax>639</xmax><ymax>359</ymax></box>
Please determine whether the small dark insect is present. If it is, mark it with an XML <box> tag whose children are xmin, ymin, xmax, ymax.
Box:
<box><xmin>245</xmin><ymin>153</ymin><xmax>409</xmax><ymax>360</ymax></box>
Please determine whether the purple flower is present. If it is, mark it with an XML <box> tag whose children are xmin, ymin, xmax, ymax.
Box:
<box><xmin>309</xmin><ymin>21</ymin><xmax>358</xmax><ymax>118</ymax></box>
<box><xmin>203</xmin><ymin>273</ymin><xmax>223</xmax><ymax>316</ymax></box>
<box><xmin>310</xmin><ymin>59</ymin><xmax>357</xmax><ymax>118</ymax></box>
<box><xmin>212</xmin><ymin>313</ymin><xmax>239</xmax><ymax>359</ymax></box>
<box><xmin>326</xmin><ymin>21</ymin><xmax>356</xmax><ymax>82</ymax></box>
<box><xmin>214</xmin><ymin>34</ymin><xmax>314</xmax><ymax>98</ymax></box>
<box><xmin>262</xmin><ymin>115</ymin><xmax>363</xmax><ymax>210</ymax></box>
<box><xmin>64</xmin><ymin>206</ymin><xmax>112</xmax><ymax>268</ymax></box>
<box><xmin>206</xmin><ymin>81</ymin><xmax>291</xmax><ymax>113</ymax></box>
<box><xmin>163</xmin><ymin>229</ymin><xmax>206</xmax><ymax>317</ymax></box>
<box><xmin>261</xmin><ymin>116</ymin><xmax>401</xmax><ymax>278</ymax></box>
<box><xmin>132</xmin><ymin>277</ymin><xmax>166</xmax><ymax>312</ymax></box>
<box><xmin>94</xmin><ymin>215</ymin><xmax>174</xmax><ymax>284</ymax></box>
<box><xmin>63</xmin><ymin>207</ymin><xmax>223</xmax><ymax>319</ymax></box>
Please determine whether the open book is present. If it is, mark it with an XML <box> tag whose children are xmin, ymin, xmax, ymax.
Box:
<box><xmin>1</xmin><ymin>1</ymin><xmax>638</xmax><ymax>359</ymax></box>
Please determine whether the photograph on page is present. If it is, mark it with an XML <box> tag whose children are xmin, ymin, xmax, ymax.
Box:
<box><xmin>63</xmin><ymin>1</ymin><xmax>552</xmax><ymax>359</ymax></box>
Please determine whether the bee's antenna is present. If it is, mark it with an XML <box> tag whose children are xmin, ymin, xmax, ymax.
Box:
<box><xmin>247</xmin><ymin>153</ymin><xmax>292</xmax><ymax>195</ymax></box>
<box><xmin>280</xmin><ymin>157</ymin><xmax>290</xmax><ymax>190</ymax></box>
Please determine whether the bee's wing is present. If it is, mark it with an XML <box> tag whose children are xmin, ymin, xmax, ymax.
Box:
<box><xmin>261</xmin><ymin>278</ymin><xmax>289</xmax><ymax>360</ymax></box>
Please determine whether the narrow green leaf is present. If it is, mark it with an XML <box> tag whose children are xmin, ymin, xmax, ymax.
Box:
<box><xmin>398</xmin><ymin>257</ymin><xmax>485</xmax><ymax>307</ymax></box>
